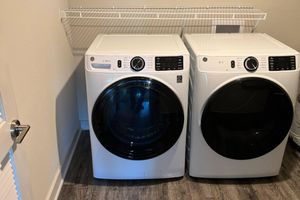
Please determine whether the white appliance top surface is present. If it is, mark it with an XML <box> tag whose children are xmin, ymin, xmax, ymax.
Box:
<box><xmin>86</xmin><ymin>34</ymin><xmax>188</xmax><ymax>55</ymax></box>
<box><xmin>184</xmin><ymin>33</ymin><xmax>299</xmax><ymax>56</ymax></box>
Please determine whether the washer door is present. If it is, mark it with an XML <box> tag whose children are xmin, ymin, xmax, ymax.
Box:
<box><xmin>92</xmin><ymin>77</ymin><xmax>184</xmax><ymax>160</ymax></box>
<box><xmin>201</xmin><ymin>77</ymin><xmax>293</xmax><ymax>160</ymax></box>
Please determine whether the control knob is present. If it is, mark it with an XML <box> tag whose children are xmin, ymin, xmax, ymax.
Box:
<box><xmin>130</xmin><ymin>56</ymin><xmax>145</xmax><ymax>71</ymax></box>
<box><xmin>244</xmin><ymin>57</ymin><xmax>259</xmax><ymax>72</ymax></box>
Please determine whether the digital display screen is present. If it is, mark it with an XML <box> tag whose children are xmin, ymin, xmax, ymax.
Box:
<box><xmin>155</xmin><ymin>56</ymin><xmax>183</xmax><ymax>71</ymax></box>
<box><xmin>269</xmin><ymin>56</ymin><xmax>296</xmax><ymax>71</ymax></box>
<box><xmin>273</xmin><ymin>57</ymin><xmax>291</xmax><ymax>67</ymax></box>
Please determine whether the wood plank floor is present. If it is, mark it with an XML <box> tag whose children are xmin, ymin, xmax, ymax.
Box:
<box><xmin>58</xmin><ymin>132</ymin><xmax>300</xmax><ymax>200</ymax></box>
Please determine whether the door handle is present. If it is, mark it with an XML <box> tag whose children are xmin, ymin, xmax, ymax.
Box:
<box><xmin>10</xmin><ymin>120</ymin><xmax>30</xmax><ymax>144</ymax></box>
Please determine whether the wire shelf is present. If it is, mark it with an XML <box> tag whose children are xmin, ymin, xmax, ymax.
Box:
<box><xmin>60</xmin><ymin>6</ymin><xmax>267</xmax><ymax>55</ymax></box>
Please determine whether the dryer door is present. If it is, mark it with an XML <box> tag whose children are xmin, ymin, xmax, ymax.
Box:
<box><xmin>201</xmin><ymin>77</ymin><xmax>293</xmax><ymax>160</ymax></box>
<box><xmin>92</xmin><ymin>77</ymin><xmax>184</xmax><ymax>160</ymax></box>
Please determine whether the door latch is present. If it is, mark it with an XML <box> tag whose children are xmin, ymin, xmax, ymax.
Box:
<box><xmin>10</xmin><ymin>120</ymin><xmax>30</xmax><ymax>144</ymax></box>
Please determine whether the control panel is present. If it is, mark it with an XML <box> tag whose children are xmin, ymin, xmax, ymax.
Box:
<box><xmin>269</xmin><ymin>56</ymin><xmax>296</xmax><ymax>71</ymax></box>
<box><xmin>88</xmin><ymin>55</ymin><xmax>187</xmax><ymax>72</ymax></box>
<box><xmin>199</xmin><ymin>55</ymin><xmax>297</xmax><ymax>72</ymax></box>
<box><xmin>155</xmin><ymin>56</ymin><xmax>183</xmax><ymax>71</ymax></box>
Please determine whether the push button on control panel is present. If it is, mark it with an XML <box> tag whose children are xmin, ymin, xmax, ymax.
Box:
<box><xmin>117</xmin><ymin>60</ymin><xmax>122</xmax><ymax>68</ymax></box>
<box><xmin>231</xmin><ymin>60</ymin><xmax>235</xmax><ymax>68</ymax></box>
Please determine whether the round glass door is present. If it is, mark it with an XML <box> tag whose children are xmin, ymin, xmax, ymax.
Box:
<box><xmin>92</xmin><ymin>77</ymin><xmax>184</xmax><ymax>160</ymax></box>
<box><xmin>201</xmin><ymin>77</ymin><xmax>293</xmax><ymax>160</ymax></box>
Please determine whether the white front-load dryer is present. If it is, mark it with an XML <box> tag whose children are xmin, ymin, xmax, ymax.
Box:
<box><xmin>184</xmin><ymin>33</ymin><xmax>299</xmax><ymax>178</ymax></box>
<box><xmin>85</xmin><ymin>34</ymin><xmax>189</xmax><ymax>179</ymax></box>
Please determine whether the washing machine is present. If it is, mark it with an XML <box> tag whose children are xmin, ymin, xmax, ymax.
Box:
<box><xmin>184</xmin><ymin>33</ymin><xmax>299</xmax><ymax>178</ymax></box>
<box><xmin>290</xmin><ymin>93</ymin><xmax>300</xmax><ymax>147</ymax></box>
<box><xmin>85</xmin><ymin>34</ymin><xmax>189</xmax><ymax>179</ymax></box>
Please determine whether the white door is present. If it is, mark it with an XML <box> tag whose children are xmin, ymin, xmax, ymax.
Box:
<box><xmin>0</xmin><ymin>65</ymin><xmax>32</xmax><ymax>200</ymax></box>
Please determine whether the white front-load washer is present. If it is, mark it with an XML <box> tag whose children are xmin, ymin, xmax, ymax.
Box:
<box><xmin>184</xmin><ymin>33</ymin><xmax>299</xmax><ymax>178</ymax></box>
<box><xmin>85</xmin><ymin>34</ymin><xmax>189</xmax><ymax>179</ymax></box>
<box><xmin>290</xmin><ymin>92</ymin><xmax>300</xmax><ymax>147</ymax></box>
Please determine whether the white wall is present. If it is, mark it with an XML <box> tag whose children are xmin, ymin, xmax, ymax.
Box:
<box><xmin>70</xmin><ymin>0</ymin><xmax>300</xmax><ymax>128</ymax></box>
<box><xmin>0</xmin><ymin>0</ymin><xmax>79</xmax><ymax>200</ymax></box>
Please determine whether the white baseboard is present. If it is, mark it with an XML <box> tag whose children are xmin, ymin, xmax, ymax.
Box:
<box><xmin>45</xmin><ymin>129</ymin><xmax>81</xmax><ymax>200</ymax></box>
<box><xmin>80</xmin><ymin>120</ymin><xmax>89</xmax><ymax>130</ymax></box>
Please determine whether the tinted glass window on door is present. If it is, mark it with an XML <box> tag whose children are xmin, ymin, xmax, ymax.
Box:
<box><xmin>92</xmin><ymin>77</ymin><xmax>184</xmax><ymax>160</ymax></box>
<box><xmin>201</xmin><ymin>77</ymin><xmax>293</xmax><ymax>160</ymax></box>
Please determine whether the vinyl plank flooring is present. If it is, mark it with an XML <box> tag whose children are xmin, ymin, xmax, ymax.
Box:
<box><xmin>58</xmin><ymin>133</ymin><xmax>300</xmax><ymax>200</ymax></box>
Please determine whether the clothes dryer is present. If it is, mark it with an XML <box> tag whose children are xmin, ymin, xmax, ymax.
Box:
<box><xmin>184</xmin><ymin>33</ymin><xmax>299</xmax><ymax>178</ymax></box>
